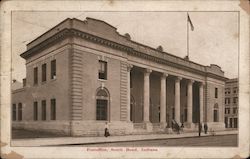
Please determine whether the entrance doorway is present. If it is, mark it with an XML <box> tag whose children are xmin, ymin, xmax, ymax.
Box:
<box><xmin>130</xmin><ymin>95</ymin><xmax>135</xmax><ymax>122</ymax></box>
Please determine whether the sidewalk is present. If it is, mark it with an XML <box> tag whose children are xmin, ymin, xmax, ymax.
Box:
<box><xmin>11</xmin><ymin>130</ymin><xmax>238</xmax><ymax>147</ymax></box>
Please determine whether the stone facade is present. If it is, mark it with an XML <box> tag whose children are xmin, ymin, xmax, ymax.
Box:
<box><xmin>224</xmin><ymin>78</ymin><xmax>238</xmax><ymax>128</ymax></box>
<box><xmin>12</xmin><ymin>17</ymin><xmax>227</xmax><ymax>136</ymax></box>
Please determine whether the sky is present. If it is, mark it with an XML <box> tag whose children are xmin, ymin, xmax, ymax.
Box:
<box><xmin>12</xmin><ymin>11</ymin><xmax>238</xmax><ymax>81</ymax></box>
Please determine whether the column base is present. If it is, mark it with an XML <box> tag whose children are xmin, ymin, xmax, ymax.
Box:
<box><xmin>144</xmin><ymin>122</ymin><xmax>153</xmax><ymax>132</ymax></box>
<box><xmin>160</xmin><ymin>122</ymin><xmax>167</xmax><ymax>129</ymax></box>
<box><xmin>184</xmin><ymin>122</ymin><xmax>195</xmax><ymax>129</ymax></box>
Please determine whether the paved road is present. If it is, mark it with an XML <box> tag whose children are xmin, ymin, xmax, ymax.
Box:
<box><xmin>80</xmin><ymin>134</ymin><xmax>237</xmax><ymax>147</ymax></box>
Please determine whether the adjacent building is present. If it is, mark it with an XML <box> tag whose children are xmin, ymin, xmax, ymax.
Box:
<box><xmin>12</xmin><ymin>17</ymin><xmax>227</xmax><ymax>136</ymax></box>
<box><xmin>224</xmin><ymin>78</ymin><xmax>238</xmax><ymax>129</ymax></box>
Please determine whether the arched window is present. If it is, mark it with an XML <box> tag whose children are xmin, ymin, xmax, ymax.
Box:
<box><xmin>96</xmin><ymin>88</ymin><xmax>109</xmax><ymax>121</ymax></box>
<box><xmin>213</xmin><ymin>103</ymin><xmax>219</xmax><ymax>122</ymax></box>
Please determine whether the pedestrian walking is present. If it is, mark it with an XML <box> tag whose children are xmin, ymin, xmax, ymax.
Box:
<box><xmin>181</xmin><ymin>123</ymin><xmax>184</xmax><ymax>128</ymax></box>
<box><xmin>204</xmin><ymin>123</ymin><xmax>208</xmax><ymax>134</ymax></box>
<box><xmin>198</xmin><ymin>123</ymin><xmax>202</xmax><ymax>137</ymax></box>
<box><xmin>176</xmin><ymin>124</ymin><xmax>180</xmax><ymax>134</ymax></box>
<box><xmin>104</xmin><ymin>122</ymin><xmax>110</xmax><ymax>137</ymax></box>
<box><xmin>180</xmin><ymin>123</ymin><xmax>184</xmax><ymax>133</ymax></box>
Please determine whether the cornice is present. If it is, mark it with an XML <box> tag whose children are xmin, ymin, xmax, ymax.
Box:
<box><xmin>21</xmin><ymin>29</ymin><xmax>71</xmax><ymax>59</ymax></box>
<box><xmin>206</xmin><ymin>72</ymin><xmax>228</xmax><ymax>81</ymax></box>
<box><xmin>20</xmin><ymin>28</ymin><xmax>226</xmax><ymax>81</ymax></box>
<box><xmin>70</xmin><ymin>29</ymin><xmax>133</xmax><ymax>53</ymax></box>
<box><xmin>129</xmin><ymin>49</ymin><xmax>207</xmax><ymax>77</ymax></box>
<box><xmin>21</xmin><ymin>28</ymin><xmax>133</xmax><ymax>59</ymax></box>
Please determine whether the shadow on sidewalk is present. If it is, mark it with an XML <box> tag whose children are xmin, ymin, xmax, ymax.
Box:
<box><xmin>12</xmin><ymin>128</ymin><xmax>70</xmax><ymax>139</ymax></box>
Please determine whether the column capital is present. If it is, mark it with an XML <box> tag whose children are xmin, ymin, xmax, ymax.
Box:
<box><xmin>175</xmin><ymin>76</ymin><xmax>182</xmax><ymax>82</ymax></box>
<box><xmin>199</xmin><ymin>81</ymin><xmax>205</xmax><ymax>86</ymax></box>
<box><xmin>161</xmin><ymin>72</ymin><xmax>168</xmax><ymax>79</ymax></box>
<box><xmin>188</xmin><ymin>79</ymin><xmax>195</xmax><ymax>84</ymax></box>
<box><xmin>127</xmin><ymin>64</ymin><xmax>133</xmax><ymax>72</ymax></box>
<box><xmin>144</xmin><ymin>68</ymin><xmax>152</xmax><ymax>75</ymax></box>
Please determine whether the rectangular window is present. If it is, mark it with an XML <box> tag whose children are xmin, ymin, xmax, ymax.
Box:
<box><xmin>96</xmin><ymin>99</ymin><xmax>107</xmax><ymax>120</ymax></box>
<box><xmin>42</xmin><ymin>63</ymin><xmax>47</xmax><ymax>82</ymax></box>
<box><xmin>225</xmin><ymin>108</ymin><xmax>230</xmax><ymax>114</ymax></box>
<box><xmin>41</xmin><ymin>100</ymin><xmax>46</xmax><ymax>120</ymax></box>
<box><xmin>226</xmin><ymin>98</ymin><xmax>228</xmax><ymax>104</ymax></box>
<box><xmin>50</xmin><ymin>99</ymin><xmax>56</xmax><ymax>120</ymax></box>
<box><xmin>33</xmin><ymin>102</ymin><xmax>38</xmax><ymax>121</ymax></box>
<box><xmin>34</xmin><ymin>67</ymin><xmax>38</xmax><ymax>85</ymax></box>
<box><xmin>233</xmin><ymin>87</ymin><xmax>237</xmax><ymax>94</ymax></box>
<box><xmin>234</xmin><ymin>118</ymin><xmax>238</xmax><ymax>128</ymax></box>
<box><xmin>230</xmin><ymin>118</ymin><xmax>233</xmax><ymax>128</ymax></box>
<box><xmin>98</xmin><ymin>60</ymin><xmax>107</xmax><ymax>80</ymax></box>
<box><xmin>12</xmin><ymin>104</ymin><xmax>16</xmax><ymax>121</ymax></box>
<box><xmin>225</xmin><ymin>88</ymin><xmax>231</xmax><ymax>95</ymax></box>
<box><xmin>215</xmin><ymin>88</ymin><xmax>218</xmax><ymax>98</ymax></box>
<box><xmin>225</xmin><ymin>98</ymin><xmax>231</xmax><ymax>104</ymax></box>
<box><xmin>233</xmin><ymin>108</ymin><xmax>237</xmax><ymax>114</ymax></box>
<box><xmin>233</xmin><ymin>97</ymin><xmax>238</xmax><ymax>104</ymax></box>
<box><xmin>51</xmin><ymin>60</ymin><xmax>56</xmax><ymax>79</ymax></box>
<box><xmin>18</xmin><ymin>103</ymin><xmax>22</xmax><ymax>121</ymax></box>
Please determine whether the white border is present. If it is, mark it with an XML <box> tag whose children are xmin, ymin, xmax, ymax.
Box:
<box><xmin>1</xmin><ymin>0</ymin><xmax>249</xmax><ymax>158</ymax></box>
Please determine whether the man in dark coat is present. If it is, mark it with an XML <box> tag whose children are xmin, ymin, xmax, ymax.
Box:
<box><xmin>204</xmin><ymin>123</ymin><xmax>208</xmax><ymax>134</ymax></box>
<box><xmin>198</xmin><ymin>123</ymin><xmax>202</xmax><ymax>137</ymax></box>
<box><xmin>104</xmin><ymin>122</ymin><xmax>110</xmax><ymax>137</ymax></box>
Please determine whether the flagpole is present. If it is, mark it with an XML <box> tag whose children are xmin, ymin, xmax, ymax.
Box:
<box><xmin>187</xmin><ymin>12</ymin><xmax>189</xmax><ymax>58</ymax></box>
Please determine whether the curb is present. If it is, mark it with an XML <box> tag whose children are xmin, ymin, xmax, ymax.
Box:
<box><xmin>11</xmin><ymin>131</ymin><xmax>238</xmax><ymax>146</ymax></box>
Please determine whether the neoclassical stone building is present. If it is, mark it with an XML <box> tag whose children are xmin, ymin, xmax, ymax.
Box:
<box><xmin>12</xmin><ymin>17</ymin><xmax>227</xmax><ymax>136</ymax></box>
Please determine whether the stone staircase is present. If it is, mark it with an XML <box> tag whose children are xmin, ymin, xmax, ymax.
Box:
<box><xmin>152</xmin><ymin>123</ymin><xmax>163</xmax><ymax>132</ymax></box>
<box><xmin>133</xmin><ymin>123</ymin><xmax>148</xmax><ymax>134</ymax></box>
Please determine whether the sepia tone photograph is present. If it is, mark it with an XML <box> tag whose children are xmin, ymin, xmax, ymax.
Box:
<box><xmin>11</xmin><ymin>11</ymin><xmax>239</xmax><ymax>147</ymax></box>
<box><xmin>1</xmin><ymin>0</ymin><xmax>249</xmax><ymax>159</ymax></box>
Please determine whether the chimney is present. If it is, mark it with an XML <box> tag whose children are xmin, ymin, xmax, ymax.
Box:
<box><xmin>23</xmin><ymin>78</ymin><xmax>26</xmax><ymax>87</ymax></box>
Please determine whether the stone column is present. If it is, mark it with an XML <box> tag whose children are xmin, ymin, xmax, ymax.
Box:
<box><xmin>143</xmin><ymin>68</ymin><xmax>152</xmax><ymax>122</ymax></box>
<box><xmin>174</xmin><ymin>77</ymin><xmax>182</xmax><ymax>124</ymax></box>
<box><xmin>127</xmin><ymin>64</ymin><xmax>133</xmax><ymax>122</ymax></box>
<box><xmin>199</xmin><ymin>82</ymin><xmax>204</xmax><ymax>123</ymax></box>
<box><xmin>187</xmin><ymin>80</ymin><xmax>194</xmax><ymax>124</ymax></box>
<box><xmin>160</xmin><ymin>73</ymin><xmax>168</xmax><ymax>126</ymax></box>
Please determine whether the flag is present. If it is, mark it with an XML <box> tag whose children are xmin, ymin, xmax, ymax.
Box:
<box><xmin>187</xmin><ymin>13</ymin><xmax>194</xmax><ymax>31</ymax></box>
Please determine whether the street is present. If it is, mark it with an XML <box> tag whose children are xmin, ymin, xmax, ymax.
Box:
<box><xmin>80</xmin><ymin>134</ymin><xmax>237</xmax><ymax>147</ymax></box>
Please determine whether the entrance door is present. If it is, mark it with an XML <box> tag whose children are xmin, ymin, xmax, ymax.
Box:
<box><xmin>130</xmin><ymin>96</ymin><xmax>135</xmax><ymax>122</ymax></box>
